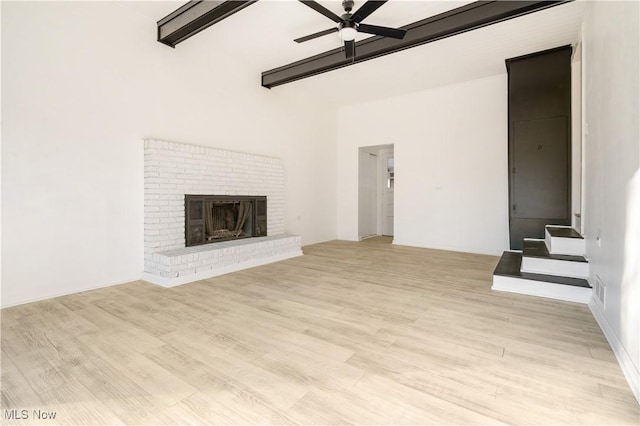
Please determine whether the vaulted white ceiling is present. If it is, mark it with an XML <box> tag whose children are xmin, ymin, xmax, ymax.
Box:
<box><xmin>122</xmin><ymin>0</ymin><xmax>586</xmax><ymax>105</ymax></box>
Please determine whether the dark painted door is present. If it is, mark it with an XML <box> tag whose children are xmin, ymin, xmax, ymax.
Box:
<box><xmin>507</xmin><ymin>46</ymin><xmax>572</xmax><ymax>249</ymax></box>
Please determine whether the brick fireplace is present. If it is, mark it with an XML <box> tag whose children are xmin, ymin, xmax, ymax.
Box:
<box><xmin>142</xmin><ymin>139</ymin><xmax>301</xmax><ymax>287</ymax></box>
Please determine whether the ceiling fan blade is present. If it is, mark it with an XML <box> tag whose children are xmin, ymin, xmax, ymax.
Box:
<box><xmin>358</xmin><ymin>23</ymin><xmax>406</xmax><ymax>39</ymax></box>
<box><xmin>345</xmin><ymin>40</ymin><xmax>355</xmax><ymax>59</ymax></box>
<box><xmin>351</xmin><ymin>0</ymin><xmax>387</xmax><ymax>23</ymax></box>
<box><xmin>294</xmin><ymin>27</ymin><xmax>338</xmax><ymax>43</ymax></box>
<box><xmin>299</xmin><ymin>0</ymin><xmax>342</xmax><ymax>23</ymax></box>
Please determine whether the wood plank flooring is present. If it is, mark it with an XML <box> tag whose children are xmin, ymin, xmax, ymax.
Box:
<box><xmin>1</xmin><ymin>238</ymin><xmax>638</xmax><ymax>424</ymax></box>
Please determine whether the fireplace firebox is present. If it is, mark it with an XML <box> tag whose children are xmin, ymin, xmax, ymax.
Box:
<box><xmin>185</xmin><ymin>195</ymin><xmax>267</xmax><ymax>247</ymax></box>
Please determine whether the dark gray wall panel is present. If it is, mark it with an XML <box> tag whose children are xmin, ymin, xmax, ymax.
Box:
<box><xmin>513</xmin><ymin>116</ymin><xmax>569</xmax><ymax>219</ymax></box>
<box><xmin>507</xmin><ymin>46</ymin><xmax>572</xmax><ymax>249</ymax></box>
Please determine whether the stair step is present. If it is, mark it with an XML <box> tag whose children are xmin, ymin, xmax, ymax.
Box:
<box><xmin>546</xmin><ymin>226</ymin><xmax>584</xmax><ymax>239</ymax></box>
<box><xmin>545</xmin><ymin>226</ymin><xmax>586</xmax><ymax>256</ymax></box>
<box><xmin>494</xmin><ymin>251</ymin><xmax>590</xmax><ymax>287</ymax></box>
<box><xmin>521</xmin><ymin>239</ymin><xmax>589</xmax><ymax>278</ymax></box>
<box><xmin>492</xmin><ymin>251</ymin><xmax>592</xmax><ymax>304</ymax></box>
<box><xmin>523</xmin><ymin>239</ymin><xmax>587</xmax><ymax>262</ymax></box>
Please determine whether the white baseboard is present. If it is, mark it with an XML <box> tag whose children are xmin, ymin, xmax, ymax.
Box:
<box><xmin>142</xmin><ymin>250</ymin><xmax>303</xmax><ymax>288</ymax></box>
<box><xmin>391</xmin><ymin>239</ymin><xmax>504</xmax><ymax>257</ymax></box>
<box><xmin>2</xmin><ymin>251</ymin><xmax>304</xmax><ymax>308</ymax></box>
<box><xmin>589</xmin><ymin>299</ymin><xmax>640</xmax><ymax>404</ymax></box>
<box><xmin>492</xmin><ymin>275</ymin><xmax>592</xmax><ymax>304</ymax></box>
<box><xmin>0</xmin><ymin>276</ymin><xmax>141</xmax><ymax>309</ymax></box>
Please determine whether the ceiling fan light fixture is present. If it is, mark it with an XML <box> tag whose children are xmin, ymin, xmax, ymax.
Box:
<box><xmin>296</xmin><ymin>1</ymin><xmax>405</xmax><ymax>59</ymax></box>
<box><xmin>339</xmin><ymin>22</ymin><xmax>358</xmax><ymax>41</ymax></box>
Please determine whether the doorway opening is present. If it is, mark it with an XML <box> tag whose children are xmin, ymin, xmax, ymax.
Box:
<box><xmin>358</xmin><ymin>144</ymin><xmax>394</xmax><ymax>241</ymax></box>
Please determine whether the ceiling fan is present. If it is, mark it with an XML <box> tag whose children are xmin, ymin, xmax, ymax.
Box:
<box><xmin>295</xmin><ymin>0</ymin><xmax>407</xmax><ymax>59</ymax></box>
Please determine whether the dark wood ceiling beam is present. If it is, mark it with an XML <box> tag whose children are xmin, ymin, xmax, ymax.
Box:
<box><xmin>158</xmin><ymin>0</ymin><xmax>256</xmax><ymax>48</ymax></box>
<box><xmin>261</xmin><ymin>0</ymin><xmax>572</xmax><ymax>88</ymax></box>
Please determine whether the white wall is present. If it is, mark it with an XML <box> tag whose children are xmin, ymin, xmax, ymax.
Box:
<box><xmin>337</xmin><ymin>75</ymin><xmax>509</xmax><ymax>255</ymax></box>
<box><xmin>582</xmin><ymin>1</ymin><xmax>639</xmax><ymax>401</ymax></box>
<box><xmin>1</xmin><ymin>2</ymin><xmax>336</xmax><ymax>307</ymax></box>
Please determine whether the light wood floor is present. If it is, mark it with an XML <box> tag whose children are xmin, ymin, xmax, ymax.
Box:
<box><xmin>1</xmin><ymin>238</ymin><xmax>638</xmax><ymax>425</ymax></box>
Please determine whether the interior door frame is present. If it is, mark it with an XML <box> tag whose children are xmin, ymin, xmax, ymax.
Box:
<box><xmin>358</xmin><ymin>144</ymin><xmax>394</xmax><ymax>240</ymax></box>
<box><xmin>379</xmin><ymin>147</ymin><xmax>395</xmax><ymax>236</ymax></box>
<box><xmin>358</xmin><ymin>148</ymin><xmax>379</xmax><ymax>240</ymax></box>
<box><xmin>572</xmin><ymin>39</ymin><xmax>583</xmax><ymax>233</ymax></box>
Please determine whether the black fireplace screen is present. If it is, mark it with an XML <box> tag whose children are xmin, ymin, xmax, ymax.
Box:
<box><xmin>185</xmin><ymin>195</ymin><xmax>267</xmax><ymax>247</ymax></box>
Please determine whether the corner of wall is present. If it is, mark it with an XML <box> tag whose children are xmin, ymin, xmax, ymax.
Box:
<box><xmin>589</xmin><ymin>299</ymin><xmax>640</xmax><ymax>403</ymax></box>
<box><xmin>581</xmin><ymin>0</ymin><xmax>640</xmax><ymax>404</ymax></box>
